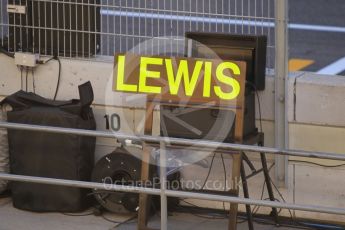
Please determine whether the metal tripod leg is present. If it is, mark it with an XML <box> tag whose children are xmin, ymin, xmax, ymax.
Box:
<box><xmin>240</xmin><ymin>161</ymin><xmax>254</xmax><ymax>230</ymax></box>
<box><xmin>259</xmin><ymin>148</ymin><xmax>279</xmax><ymax>224</ymax></box>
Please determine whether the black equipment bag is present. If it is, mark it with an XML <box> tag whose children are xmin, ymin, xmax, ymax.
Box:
<box><xmin>0</xmin><ymin>82</ymin><xmax>96</xmax><ymax>212</ymax></box>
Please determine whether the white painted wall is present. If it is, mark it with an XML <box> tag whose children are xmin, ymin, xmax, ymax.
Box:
<box><xmin>0</xmin><ymin>54</ymin><xmax>344</xmax><ymax>223</ymax></box>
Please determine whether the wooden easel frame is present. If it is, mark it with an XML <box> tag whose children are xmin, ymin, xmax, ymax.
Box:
<box><xmin>137</xmin><ymin>95</ymin><xmax>246</xmax><ymax>230</ymax></box>
<box><xmin>112</xmin><ymin>53</ymin><xmax>247</xmax><ymax>230</ymax></box>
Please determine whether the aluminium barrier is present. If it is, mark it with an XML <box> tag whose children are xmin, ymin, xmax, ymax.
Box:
<box><xmin>0</xmin><ymin>121</ymin><xmax>345</xmax><ymax>221</ymax></box>
<box><xmin>0</xmin><ymin>121</ymin><xmax>344</xmax><ymax>161</ymax></box>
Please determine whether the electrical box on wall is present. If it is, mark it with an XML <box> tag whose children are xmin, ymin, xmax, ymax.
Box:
<box><xmin>7</xmin><ymin>4</ymin><xmax>26</xmax><ymax>14</ymax></box>
<box><xmin>14</xmin><ymin>52</ymin><xmax>39</xmax><ymax>67</ymax></box>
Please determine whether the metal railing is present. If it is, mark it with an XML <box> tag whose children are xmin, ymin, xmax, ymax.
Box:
<box><xmin>0</xmin><ymin>121</ymin><xmax>344</xmax><ymax>161</ymax></box>
<box><xmin>0</xmin><ymin>121</ymin><xmax>344</xmax><ymax>221</ymax></box>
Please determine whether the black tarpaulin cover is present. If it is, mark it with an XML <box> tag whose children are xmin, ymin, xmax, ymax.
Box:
<box><xmin>0</xmin><ymin>82</ymin><xmax>96</xmax><ymax>212</ymax></box>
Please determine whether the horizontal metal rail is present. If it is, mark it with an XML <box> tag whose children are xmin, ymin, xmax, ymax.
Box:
<box><xmin>0</xmin><ymin>172</ymin><xmax>344</xmax><ymax>216</ymax></box>
<box><xmin>0</xmin><ymin>121</ymin><xmax>344</xmax><ymax>161</ymax></box>
<box><xmin>0</xmin><ymin>120</ymin><xmax>344</xmax><ymax>225</ymax></box>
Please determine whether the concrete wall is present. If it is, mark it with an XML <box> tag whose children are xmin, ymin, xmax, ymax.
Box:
<box><xmin>0</xmin><ymin>54</ymin><xmax>344</xmax><ymax>223</ymax></box>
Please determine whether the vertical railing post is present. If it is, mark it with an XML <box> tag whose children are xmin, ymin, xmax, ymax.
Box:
<box><xmin>274</xmin><ymin>0</ymin><xmax>289</xmax><ymax>188</ymax></box>
<box><xmin>160</xmin><ymin>140</ymin><xmax>168</xmax><ymax>230</ymax></box>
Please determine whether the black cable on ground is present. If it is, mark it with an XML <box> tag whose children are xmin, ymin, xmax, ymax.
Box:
<box><xmin>60</xmin><ymin>206</ymin><xmax>137</xmax><ymax>227</ymax></box>
<box><xmin>251</xmin><ymin>178</ymin><xmax>266</xmax><ymax>215</ymax></box>
<box><xmin>0</xmin><ymin>46</ymin><xmax>14</xmax><ymax>58</ymax></box>
<box><xmin>251</xmin><ymin>162</ymin><xmax>275</xmax><ymax>215</ymax></box>
<box><xmin>175</xmin><ymin>203</ymin><xmax>318</xmax><ymax>230</ymax></box>
<box><xmin>269</xmin><ymin>176</ymin><xmax>295</xmax><ymax>222</ymax></box>
<box><xmin>246</xmin><ymin>79</ymin><xmax>345</xmax><ymax>228</ymax></box>
<box><xmin>61</xmin><ymin>212</ymin><xmax>94</xmax><ymax>217</ymax></box>
<box><xmin>200</xmin><ymin>153</ymin><xmax>216</xmax><ymax>190</ymax></box>
<box><xmin>290</xmin><ymin>160</ymin><xmax>345</xmax><ymax>168</ymax></box>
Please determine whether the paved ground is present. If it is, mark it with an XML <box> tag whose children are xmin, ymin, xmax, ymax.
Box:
<box><xmin>116</xmin><ymin>214</ymin><xmax>295</xmax><ymax>230</ymax></box>
<box><xmin>0</xmin><ymin>197</ymin><xmax>128</xmax><ymax>230</ymax></box>
<box><xmin>99</xmin><ymin>0</ymin><xmax>345</xmax><ymax>75</ymax></box>
<box><xmin>0</xmin><ymin>197</ymin><xmax>297</xmax><ymax>230</ymax></box>
<box><xmin>104</xmin><ymin>0</ymin><xmax>345</xmax><ymax>76</ymax></box>
<box><xmin>289</xmin><ymin>0</ymin><xmax>345</xmax><ymax>75</ymax></box>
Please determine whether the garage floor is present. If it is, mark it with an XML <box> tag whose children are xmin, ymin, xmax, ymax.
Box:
<box><xmin>0</xmin><ymin>197</ymin><xmax>297</xmax><ymax>230</ymax></box>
